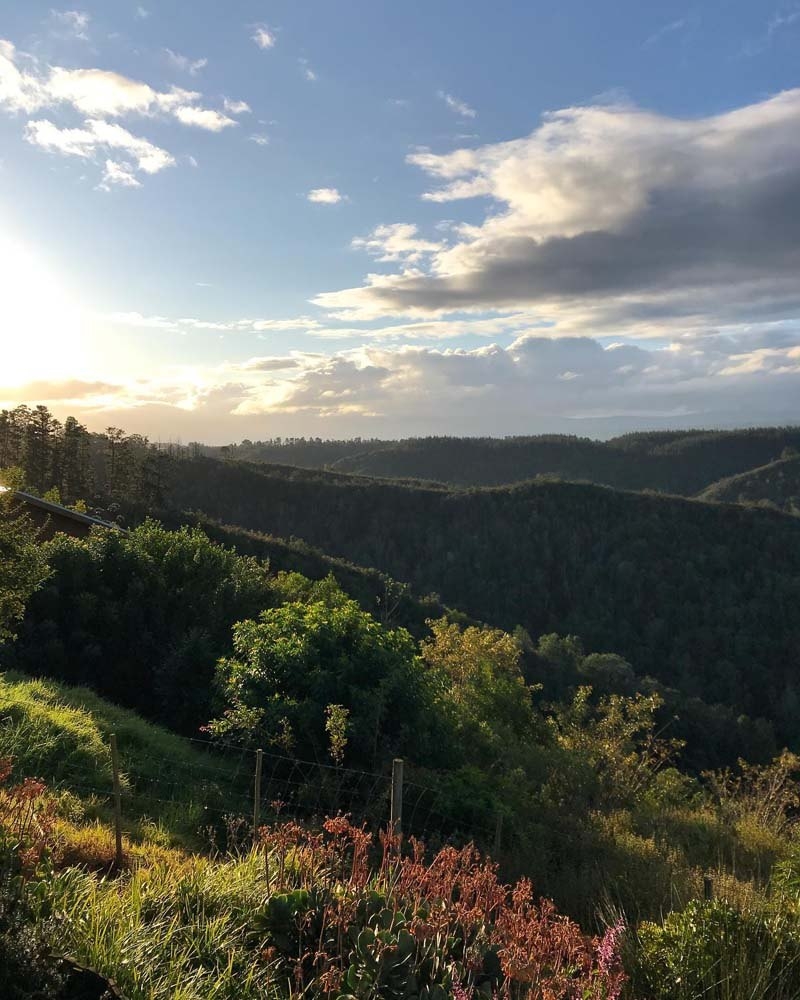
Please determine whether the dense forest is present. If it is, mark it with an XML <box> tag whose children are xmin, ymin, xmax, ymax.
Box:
<box><xmin>159</xmin><ymin>457</ymin><xmax>800</xmax><ymax>752</ymax></box>
<box><xmin>200</xmin><ymin>427</ymin><xmax>800</xmax><ymax>494</ymax></box>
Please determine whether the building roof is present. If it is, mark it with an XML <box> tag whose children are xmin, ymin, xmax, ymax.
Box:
<box><xmin>0</xmin><ymin>486</ymin><xmax>123</xmax><ymax>532</ymax></box>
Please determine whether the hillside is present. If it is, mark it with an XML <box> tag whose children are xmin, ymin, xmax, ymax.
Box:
<box><xmin>328</xmin><ymin>428</ymin><xmax>800</xmax><ymax>493</ymax></box>
<box><xmin>160</xmin><ymin>456</ymin><xmax>800</xmax><ymax>744</ymax></box>
<box><xmin>699</xmin><ymin>454</ymin><xmax>800</xmax><ymax>515</ymax></box>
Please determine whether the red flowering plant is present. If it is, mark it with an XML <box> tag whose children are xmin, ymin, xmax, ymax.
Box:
<box><xmin>252</xmin><ymin>816</ymin><xmax>626</xmax><ymax>1000</ymax></box>
<box><xmin>0</xmin><ymin>757</ymin><xmax>57</xmax><ymax>920</ymax></box>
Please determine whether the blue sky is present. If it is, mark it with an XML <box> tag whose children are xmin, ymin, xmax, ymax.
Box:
<box><xmin>1</xmin><ymin>0</ymin><xmax>800</xmax><ymax>441</ymax></box>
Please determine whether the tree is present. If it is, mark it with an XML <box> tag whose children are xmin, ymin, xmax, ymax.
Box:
<box><xmin>420</xmin><ymin>618</ymin><xmax>544</xmax><ymax>770</ymax></box>
<box><xmin>0</xmin><ymin>493</ymin><xmax>50</xmax><ymax>644</ymax></box>
<box><xmin>10</xmin><ymin>521</ymin><xmax>274</xmax><ymax>731</ymax></box>
<box><xmin>210</xmin><ymin>597</ymin><xmax>436</xmax><ymax>768</ymax></box>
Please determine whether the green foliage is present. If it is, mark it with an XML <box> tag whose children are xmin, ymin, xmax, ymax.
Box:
<box><xmin>9</xmin><ymin>520</ymin><xmax>274</xmax><ymax>731</ymax></box>
<box><xmin>210</xmin><ymin>597</ymin><xmax>440</xmax><ymax>768</ymax></box>
<box><xmin>0</xmin><ymin>491</ymin><xmax>50</xmax><ymax>644</ymax></box>
<box><xmin>325</xmin><ymin>703</ymin><xmax>350</xmax><ymax>765</ymax></box>
<box><xmin>631</xmin><ymin>899</ymin><xmax>800</xmax><ymax>999</ymax></box>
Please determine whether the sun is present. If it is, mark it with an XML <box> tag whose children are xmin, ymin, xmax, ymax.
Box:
<box><xmin>0</xmin><ymin>235</ymin><xmax>88</xmax><ymax>388</ymax></box>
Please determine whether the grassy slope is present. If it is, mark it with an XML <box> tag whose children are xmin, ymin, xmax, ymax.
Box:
<box><xmin>0</xmin><ymin>672</ymin><xmax>251</xmax><ymax>847</ymax></box>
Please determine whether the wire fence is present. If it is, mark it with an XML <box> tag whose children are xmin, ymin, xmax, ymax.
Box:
<box><xmin>0</xmin><ymin>718</ymin><xmax>508</xmax><ymax>862</ymax></box>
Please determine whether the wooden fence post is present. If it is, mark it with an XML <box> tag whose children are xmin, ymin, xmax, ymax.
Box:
<box><xmin>109</xmin><ymin>733</ymin><xmax>123</xmax><ymax>869</ymax></box>
<box><xmin>494</xmin><ymin>813</ymin><xmax>503</xmax><ymax>857</ymax></box>
<box><xmin>253</xmin><ymin>748</ymin><xmax>263</xmax><ymax>837</ymax></box>
<box><xmin>703</xmin><ymin>875</ymin><xmax>713</xmax><ymax>901</ymax></box>
<box><xmin>390</xmin><ymin>758</ymin><xmax>403</xmax><ymax>837</ymax></box>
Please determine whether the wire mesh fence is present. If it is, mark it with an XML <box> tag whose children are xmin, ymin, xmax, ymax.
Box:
<box><xmin>0</xmin><ymin>713</ymin><xmax>512</xmax><ymax>861</ymax></box>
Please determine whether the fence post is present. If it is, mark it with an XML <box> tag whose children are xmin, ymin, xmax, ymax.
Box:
<box><xmin>109</xmin><ymin>733</ymin><xmax>123</xmax><ymax>869</ymax></box>
<box><xmin>253</xmin><ymin>748</ymin><xmax>263</xmax><ymax>837</ymax></box>
<box><xmin>390</xmin><ymin>758</ymin><xmax>403</xmax><ymax>837</ymax></box>
<box><xmin>494</xmin><ymin>813</ymin><xmax>503</xmax><ymax>857</ymax></box>
<box><xmin>703</xmin><ymin>875</ymin><xmax>713</xmax><ymax>901</ymax></box>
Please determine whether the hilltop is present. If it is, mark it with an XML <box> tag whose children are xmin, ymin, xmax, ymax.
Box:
<box><xmin>699</xmin><ymin>453</ymin><xmax>800</xmax><ymax>515</ymax></box>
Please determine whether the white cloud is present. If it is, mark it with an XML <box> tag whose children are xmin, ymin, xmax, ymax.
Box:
<box><xmin>252</xmin><ymin>25</ymin><xmax>275</xmax><ymax>49</ymax></box>
<box><xmin>135</xmin><ymin>6</ymin><xmax>149</xmax><ymax>19</ymax></box>
<box><xmin>299</xmin><ymin>59</ymin><xmax>317</xmax><ymax>82</ymax></box>
<box><xmin>25</xmin><ymin>118</ymin><xmax>175</xmax><ymax>179</ymax></box>
<box><xmin>0</xmin><ymin>41</ymin><xmax>47</xmax><ymax>113</ymax></box>
<box><xmin>0</xmin><ymin>39</ymin><xmax>240</xmax><ymax>185</ymax></box>
<box><xmin>314</xmin><ymin>89</ymin><xmax>800</xmax><ymax>335</ymax></box>
<box><xmin>308</xmin><ymin>187</ymin><xmax>345</xmax><ymax>204</ymax></box>
<box><xmin>8</xmin><ymin>322</ymin><xmax>798</xmax><ymax>438</ymax></box>
<box><xmin>643</xmin><ymin>17</ymin><xmax>687</xmax><ymax>47</ymax></box>
<box><xmin>249</xmin><ymin>133</ymin><xmax>269</xmax><ymax>146</ymax></box>
<box><xmin>352</xmin><ymin>223</ymin><xmax>444</xmax><ymax>263</ymax></box>
<box><xmin>173</xmin><ymin>105</ymin><xmax>235</xmax><ymax>130</ymax></box>
<box><xmin>50</xmin><ymin>9</ymin><xmax>90</xmax><ymax>40</ymax></box>
<box><xmin>107</xmin><ymin>312</ymin><xmax>323</xmax><ymax>333</ymax></box>
<box><xmin>0</xmin><ymin>40</ymin><xmax>232</xmax><ymax>126</ymax></box>
<box><xmin>164</xmin><ymin>49</ymin><xmax>208</xmax><ymax>76</ymax></box>
<box><xmin>99</xmin><ymin>158</ymin><xmax>140</xmax><ymax>190</ymax></box>
<box><xmin>45</xmin><ymin>67</ymin><xmax>192</xmax><ymax>116</ymax></box>
<box><xmin>438</xmin><ymin>90</ymin><xmax>476</xmax><ymax>119</ymax></box>
<box><xmin>223</xmin><ymin>97</ymin><xmax>251</xmax><ymax>114</ymax></box>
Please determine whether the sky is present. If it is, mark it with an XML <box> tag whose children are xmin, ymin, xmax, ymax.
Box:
<box><xmin>1</xmin><ymin>0</ymin><xmax>800</xmax><ymax>443</ymax></box>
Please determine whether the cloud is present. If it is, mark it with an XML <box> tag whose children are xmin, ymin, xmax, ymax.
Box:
<box><xmin>643</xmin><ymin>17</ymin><xmax>687</xmax><ymax>47</ymax></box>
<box><xmin>223</xmin><ymin>97</ymin><xmax>251</xmax><ymax>114</ymax></box>
<box><xmin>164</xmin><ymin>49</ymin><xmax>208</xmax><ymax>76</ymax></box>
<box><xmin>249</xmin><ymin>133</ymin><xmax>269</xmax><ymax>146</ymax></box>
<box><xmin>25</xmin><ymin>118</ymin><xmax>175</xmax><ymax>176</ymax></box>
<box><xmin>768</xmin><ymin>6</ymin><xmax>800</xmax><ymax>37</ymax></box>
<box><xmin>173</xmin><ymin>105</ymin><xmax>235</xmax><ymax>130</ymax></box>
<box><xmin>352</xmin><ymin>223</ymin><xmax>444</xmax><ymax>263</ymax></box>
<box><xmin>0</xmin><ymin>378</ymin><xmax>121</xmax><ymax>400</ymax></box>
<box><xmin>307</xmin><ymin>187</ymin><xmax>345</xmax><ymax>204</ymax></box>
<box><xmin>50</xmin><ymin>9</ymin><xmax>90</xmax><ymax>40</ymax></box>
<box><xmin>107</xmin><ymin>311</ymin><xmax>323</xmax><ymax>333</ymax></box>
<box><xmin>0</xmin><ymin>39</ymin><xmax>239</xmax><ymax>185</ymax></box>
<box><xmin>135</xmin><ymin>6</ymin><xmax>149</xmax><ymax>19</ymax></box>
<box><xmin>299</xmin><ymin>59</ymin><xmax>317</xmax><ymax>82</ymax></box>
<box><xmin>438</xmin><ymin>90</ymin><xmax>476</xmax><ymax>119</ymax></box>
<box><xmin>0</xmin><ymin>43</ymin><xmax>232</xmax><ymax>125</ymax></box>
<box><xmin>313</xmin><ymin>89</ymin><xmax>800</xmax><ymax>336</ymax></box>
<box><xmin>252</xmin><ymin>25</ymin><xmax>275</xmax><ymax>49</ymax></box>
<box><xmin>100</xmin><ymin>158</ymin><xmax>140</xmax><ymax>189</ymax></box>
<box><xmin>8</xmin><ymin>323</ymin><xmax>798</xmax><ymax>439</ymax></box>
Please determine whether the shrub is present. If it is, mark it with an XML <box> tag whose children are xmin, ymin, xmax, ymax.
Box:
<box><xmin>631</xmin><ymin>898</ymin><xmax>800</xmax><ymax>1000</ymax></box>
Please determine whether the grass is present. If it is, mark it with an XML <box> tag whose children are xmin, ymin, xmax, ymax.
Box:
<box><xmin>0</xmin><ymin>672</ymin><xmax>253</xmax><ymax>848</ymax></box>
<box><xmin>39</xmin><ymin>855</ymin><xmax>281</xmax><ymax>1000</ymax></box>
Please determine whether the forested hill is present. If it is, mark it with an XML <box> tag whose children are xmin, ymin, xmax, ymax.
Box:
<box><xmin>162</xmin><ymin>456</ymin><xmax>800</xmax><ymax>743</ymax></box>
<box><xmin>698</xmin><ymin>454</ymin><xmax>800</xmax><ymax>515</ymax></box>
<box><xmin>202</xmin><ymin>426</ymin><xmax>800</xmax><ymax>493</ymax></box>
<box><xmin>327</xmin><ymin>428</ymin><xmax>800</xmax><ymax>492</ymax></box>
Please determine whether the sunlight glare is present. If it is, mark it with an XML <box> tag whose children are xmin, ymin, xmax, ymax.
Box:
<box><xmin>0</xmin><ymin>235</ymin><xmax>88</xmax><ymax>387</ymax></box>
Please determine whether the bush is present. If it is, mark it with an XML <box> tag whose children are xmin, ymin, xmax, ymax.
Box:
<box><xmin>631</xmin><ymin>898</ymin><xmax>800</xmax><ymax>1000</ymax></box>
